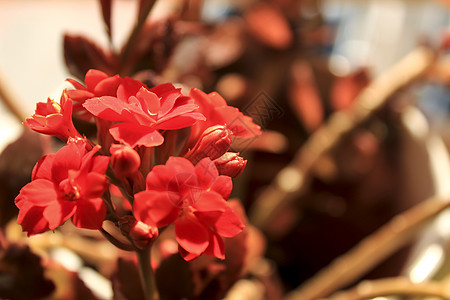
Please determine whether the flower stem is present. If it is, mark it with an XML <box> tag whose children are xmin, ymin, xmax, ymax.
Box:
<box><xmin>136</xmin><ymin>248</ymin><xmax>159</xmax><ymax>300</ymax></box>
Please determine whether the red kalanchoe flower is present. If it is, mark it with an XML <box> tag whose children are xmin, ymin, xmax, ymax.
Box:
<box><xmin>133</xmin><ymin>157</ymin><xmax>244</xmax><ymax>261</ymax></box>
<box><xmin>24</xmin><ymin>91</ymin><xmax>82</xmax><ymax>142</ymax></box>
<box><xmin>15</xmin><ymin>140</ymin><xmax>110</xmax><ymax>236</ymax></box>
<box><xmin>83</xmin><ymin>83</ymin><xmax>205</xmax><ymax>148</ymax></box>
<box><xmin>66</xmin><ymin>69</ymin><xmax>144</xmax><ymax>120</ymax></box>
<box><xmin>187</xmin><ymin>89</ymin><xmax>262</xmax><ymax>147</ymax></box>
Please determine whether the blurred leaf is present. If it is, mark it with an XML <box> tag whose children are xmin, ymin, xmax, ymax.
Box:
<box><xmin>245</xmin><ymin>3</ymin><xmax>293</xmax><ymax>50</ymax></box>
<box><xmin>330</xmin><ymin>68</ymin><xmax>370</xmax><ymax>111</ymax></box>
<box><xmin>111</xmin><ymin>256</ymin><xmax>145</xmax><ymax>300</ymax></box>
<box><xmin>120</xmin><ymin>19</ymin><xmax>177</xmax><ymax>76</ymax></box>
<box><xmin>204</xmin><ymin>19</ymin><xmax>245</xmax><ymax>69</ymax></box>
<box><xmin>120</xmin><ymin>0</ymin><xmax>156</xmax><ymax>74</ymax></box>
<box><xmin>288</xmin><ymin>61</ymin><xmax>324</xmax><ymax>132</ymax></box>
<box><xmin>138</xmin><ymin>0</ymin><xmax>156</xmax><ymax>26</ymax></box>
<box><xmin>99</xmin><ymin>0</ymin><xmax>113</xmax><ymax>42</ymax></box>
<box><xmin>156</xmin><ymin>254</ymin><xmax>193</xmax><ymax>300</ymax></box>
<box><xmin>0</xmin><ymin>130</ymin><xmax>44</xmax><ymax>228</ymax></box>
<box><xmin>0</xmin><ymin>243</ymin><xmax>55</xmax><ymax>299</ymax></box>
<box><xmin>64</xmin><ymin>34</ymin><xmax>117</xmax><ymax>80</ymax></box>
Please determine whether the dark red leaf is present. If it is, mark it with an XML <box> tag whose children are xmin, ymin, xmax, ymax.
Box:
<box><xmin>0</xmin><ymin>130</ymin><xmax>44</xmax><ymax>228</ymax></box>
<box><xmin>155</xmin><ymin>254</ymin><xmax>193</xmax><ymax>300</ymax></box>
<box><xmin>111</xmin><ymin>257</ymin><xmax>145</xmax><ymax>300</ymax></box>
<box><xmin>99</xmin><ymin>0</ymin><xmax>113</xmax><ymax>42</ymax></box>
<box><xmin>288</xmin><ymin>61</ymin><xmax>324</xmax><ymax>132</ymax></box>
<box><xmin>138</xmin><ymin>0</ymin><xmax>156</xmax><ymax>26</ymax></box>
<box><xmin>245</xmin><ymin>3</ymin><xmax>293</xmax><ymax>50</ymax></box>
<box><xmin>63</xmin><ymin>34</ymin><xmax>118</xmax><ymax>80</ymax></box>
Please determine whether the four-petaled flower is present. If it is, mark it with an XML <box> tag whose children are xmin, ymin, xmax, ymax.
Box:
<box><xmin>15</xmin><ymin>140</ymin><xmax>110</xmax><ymax>236</ymax></box>
<box><xmin>83</xmin><ymin>83</ymin><xmax>205</xmax><ymax>148</ymax></box>
<box><xmin>133</xmin><ymin>157</ymin><xmax>244</xmax><ymax>261</ymax></box>
<box><xmin>66</xmin><ymin>69</ymin><xmax>142</xmax><ymax>120</ymax></box>
<box><xmin>187</xmin><ymin>89</ymin><xmax>262</xmax><ymax>147</ymax></box>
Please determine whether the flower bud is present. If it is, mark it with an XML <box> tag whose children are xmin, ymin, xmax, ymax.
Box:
<box><xmin>118</xmin><ymin>216</ymin><xmax>158</xmax><ymax>250</ymax></box>
<box><xmin>185</xmin><ymin>125</ymin><xmax>233</xmax><ymax>164</ymax></box>
<box><xmin>110</xmin><ymin>144</ymin><xmax>141</xmax><ymax>178</ymax></box>
<box><xmin>214</xmin><ymin>152</ymin><xmax>247</xmax><ymax>178</ymax></box>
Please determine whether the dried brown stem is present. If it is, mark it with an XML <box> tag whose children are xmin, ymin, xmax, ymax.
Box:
<box><xmin>249</xmin><ymin>46</ymin><xmax>436</xmax><ymax>231</ymax></box>
<box><xmin>284</xmin><ymin>197</ymin><xmax>450</xmax><ymax>300</ymax></box>
<box><xmin>325</xmin><ymin>277</ymin><xmax>450</xmax><ymax>300</ymax></box>
<box><xmin>0</xmin><ymin>69</ymin><xmax>27</xmax><ymax>122</ymax></box>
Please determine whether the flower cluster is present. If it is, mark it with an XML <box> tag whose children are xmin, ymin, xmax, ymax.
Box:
<box><xmin>16</xmin><ymin>70</ymin><xmax>261</xmax><ymax>260</ymax></box>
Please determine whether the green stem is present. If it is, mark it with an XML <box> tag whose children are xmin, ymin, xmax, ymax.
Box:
<box><xmin>136</xmin><ymin>248</ymin><xmax>159</xmax><ymax>300</ymax></box>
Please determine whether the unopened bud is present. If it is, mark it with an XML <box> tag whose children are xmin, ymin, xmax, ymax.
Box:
<box><xmin>185</xmin><ymin>125</ymin><xmax>233</xmax><ymax>164</ymax></box>
<box><xmin>110</xmin><ymin>144</ymin><xmax>141</xmax><ymax>178</ymax></box>
<box><xmin>118</xmin><ymin>216</ymin><xmax>158</xmax><ymax>250</ymax></box>
<box><xmin>214</xmin><ymin>152</ymin><xmax>247</xmax><ymax>178</ymax></box>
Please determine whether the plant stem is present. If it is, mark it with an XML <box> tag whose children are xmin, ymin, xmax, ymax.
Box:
<box><xmin>285</xmin><ymin>196</ymin><xmax>450</xmax><ymax>300</ymax></box>
<box><xmin>137</xmin><ymin>248</ymin><xmax>159</xmax><ymax>300</ymax></box>
<box><xmin>326</xmin><ymin>277</ymin><xmax>450</xmax><ymax>300</ymax></box>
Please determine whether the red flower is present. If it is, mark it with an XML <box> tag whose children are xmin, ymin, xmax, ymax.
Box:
<box><xmin>83</xmin><ymin>83</ymin><xmax>205</xmax><ymax>148</ymax></box>
<box><xmin>23</xmin><ymin>91</ymin><xmax>82</xmax><ymax>142</ymax></box>
<box><xmin>133</xmin><ymin>157</ymin><xmax>244</xmax><ymax>261</ymax></box>
<box><xmin>15</xmin><ymin>140</ymin><xmax>110</xmax><ymax>236</ymax></box>
<box><xmin>187</xmin><ymin>89</ymin><xmax>262</xmax><ymax>147</ymax></box>
<box><xmin>66</xmin><ymin>69</ymin><xmax>145</xmax><ymax>120</ymax></box>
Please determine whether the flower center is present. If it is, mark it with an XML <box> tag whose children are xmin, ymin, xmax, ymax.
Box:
<box><xmin>59</xmin><ymin>178</ymin><xmax>81</xmax><ymax>201</ymax></box>
<box><xmin>64</xmin><ymin>185</ymin><xmax>80</xmax><ymax>201</ymax></box>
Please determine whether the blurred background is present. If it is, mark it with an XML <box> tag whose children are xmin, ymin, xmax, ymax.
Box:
<box><xmin>2</xmin><ymin>0</ymin><xmax>450</xmax><ymax>299</ymax></box>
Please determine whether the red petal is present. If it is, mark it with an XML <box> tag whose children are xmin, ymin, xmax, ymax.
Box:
<box><xmin>155</xmin><ymin>85</ymin><xmax>180</xmax><ymax>117</ymax></box>
<box><xmin>16</xmin><ymin>179</ymin><xmax>59</xmax><ymax>206</ymax></box>
<box><xmin>134</xmin><ymin>190</ymin><xmax>179</xmax><ymax>227</ymax></box>
<box><xmin>156</xmin><ymin>103</ymin><xmax>199</xmax><ymax>124</ymax></box>
<box><xmin>212</xmin><ymin>206</ymin><xmax>245</xmax><ymax>238</ymax></box>
<box><xmin>210</xmin><ymin>175</ymin><xmax>232</xmax><ymax>200</ymax></box>
<box><xmin>90</xmin><ymin>155</ymin><xmax>110</xmax><ymax>174</ymax></box>
<box><xmin>83</xmin><ymin>172</ymin><xmax>109</xmax><ymax>198</ymax></box>
<box><xmin>195</xmin><ymin>158</ymin><xmax>218</xmax><ymax>189</ymax></box>
<box><xmin>72</xmin><ymin>197</ymin><xmax>106</xmax><ymax>229</ymax></box>
<box><xmin>136</xmin><ymin>87</ymin><xmax>160</xmax><ymax>115</ymax></box>
<box><xmin>146</xmin><ymin>157</ymin><xmax>195</xmax><ymax>191</ymax></box>
<box><xmin>32</xmin><ymin>154</ymin><xmax>55</xmax><ymax>180</ymax></box>
<box><xmin>116</xmin><ymin>77</ymin><xmax>145</xmax><ymax>100</ymax></box>
<box><xmin>204</xmin><ymin>231</ymin><xmax>225</xmax><ymax>260</ymax></box>
<box><xmin>175</xmin><ymin>215</ymin><xmax>209</xmax><ymax>256</ymax></box>
<box><xmin>85</xmin><ymin>69</ymin><xmax>109</xmax><ymax>91</ymax></box>
<box><xmin>109</xmin><ymin>123</ymin><xmax>164</xmax><ymax>148</ymax></box>
<box><xmin>83</xmin><ymin>96</ymin><xmax>138</xmax><ymax>122</ymax></box>
<box><xmin>192</xmin><ymin>190</ymin><xmax>227</xmax><ymax>213</ymax></box>
<box><xmin>94</xmin><ymin>75</ymin><xmax>121</xmax><ymax>96</ymax></box>
<box><xmin>219</xmin><ymin>106</ymin><xmax>262</xmax><ymax>138</ymax></box>
<box><xmin>17</xmin><ymin>204</ymin><xmax>49</xmax><ymax>236</ymax></box>
<box><xmin>155</xmin><ymin>112</ymin><xmax>205</xmax><ymax>130</ymax></box>
<box><xmin>43</xmin><ymin>201</ymin><xmax>76</xmax><ymax>230</ymax></box>
<box><xmin>178</xmin><ymin>245</ymin><xmax>200</xmax><ymax>261</ymax></box>
<box><xmin>52</xmin><ymin>143</ymin><xmax>83</xmax><ymax>183</ymax></box>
